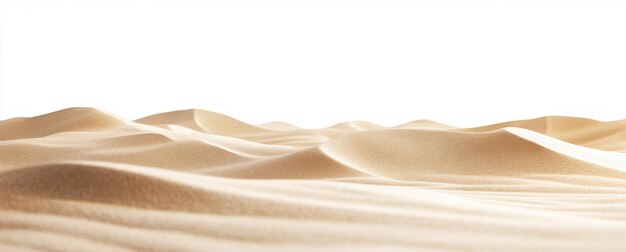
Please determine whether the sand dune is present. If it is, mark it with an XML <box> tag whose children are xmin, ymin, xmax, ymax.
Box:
<box><xmin>461</xmin><ymin>116</ymin><xmax>626</xmax><ymax>152</ymax></box>
<box><xmin>2</xmin><ymin>108</ymin><xmax>626</xmax><ymax>251</ymax></box>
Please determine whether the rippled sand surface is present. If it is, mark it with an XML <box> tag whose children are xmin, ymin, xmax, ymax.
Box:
<box><xmin>2</xmin><ymin>108</ymin><xmax>626</xmax><ymax>251</ymax></box>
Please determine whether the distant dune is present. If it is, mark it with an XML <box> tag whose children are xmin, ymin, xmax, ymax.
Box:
<box><xmin>2</xmin><ymin>108</ymin><xmax>626</xmax><ymax>251</ymax></box>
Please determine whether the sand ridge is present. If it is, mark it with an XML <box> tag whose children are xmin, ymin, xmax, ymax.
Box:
<box><xmin>1</xmin><ymin>107</ymin><xmax>626</xmax><ymax>251</ymax></box>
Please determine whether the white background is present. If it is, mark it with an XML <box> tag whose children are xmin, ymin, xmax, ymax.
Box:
<box><xmin>1</xmin><ymin>0</ymin><xmax>625</xmax><ymax>128</ymax></box>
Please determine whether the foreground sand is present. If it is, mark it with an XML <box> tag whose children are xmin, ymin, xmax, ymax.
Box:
<box><xmin>2</xmin><ymin>108</ymin><xmax>626</xmax><ymax>251</ymax></box>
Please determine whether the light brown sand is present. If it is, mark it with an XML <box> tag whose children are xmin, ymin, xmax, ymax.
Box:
<box><xmin>2</xmin><ymin>107</ymin><xmax>626</xmax><ymax>251</ymax></box>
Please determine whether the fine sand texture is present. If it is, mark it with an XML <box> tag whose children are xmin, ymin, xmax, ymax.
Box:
<box><xmin>2</xmin><ymin>108</ymin><xmax>626</xmax><ymax>251</ymax></box>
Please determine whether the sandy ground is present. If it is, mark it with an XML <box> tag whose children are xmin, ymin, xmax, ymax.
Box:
<box><xmin>1</xmin><ymin>107</ymin><xmax>626</xmax><ymax>251</ymax></box>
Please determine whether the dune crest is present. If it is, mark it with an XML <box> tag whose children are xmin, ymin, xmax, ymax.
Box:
<box><xmin>2</xmin><ymin>108</ymin><xmax>626</xmax><ymax>251</ymax></box>
<box><xmin>136</xmin><ymin>109</ymin><xmax>268</xmax><ymax>135</ymax></box>
<box><xmin>461</xmin><ymin>116</ymin><xmax>626</xmax><ymax>151</ymax></box>
<box><xmin>0</xmin><ymin>107</ymin><xmax>127</xmax><ymax>141</ymax></box>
